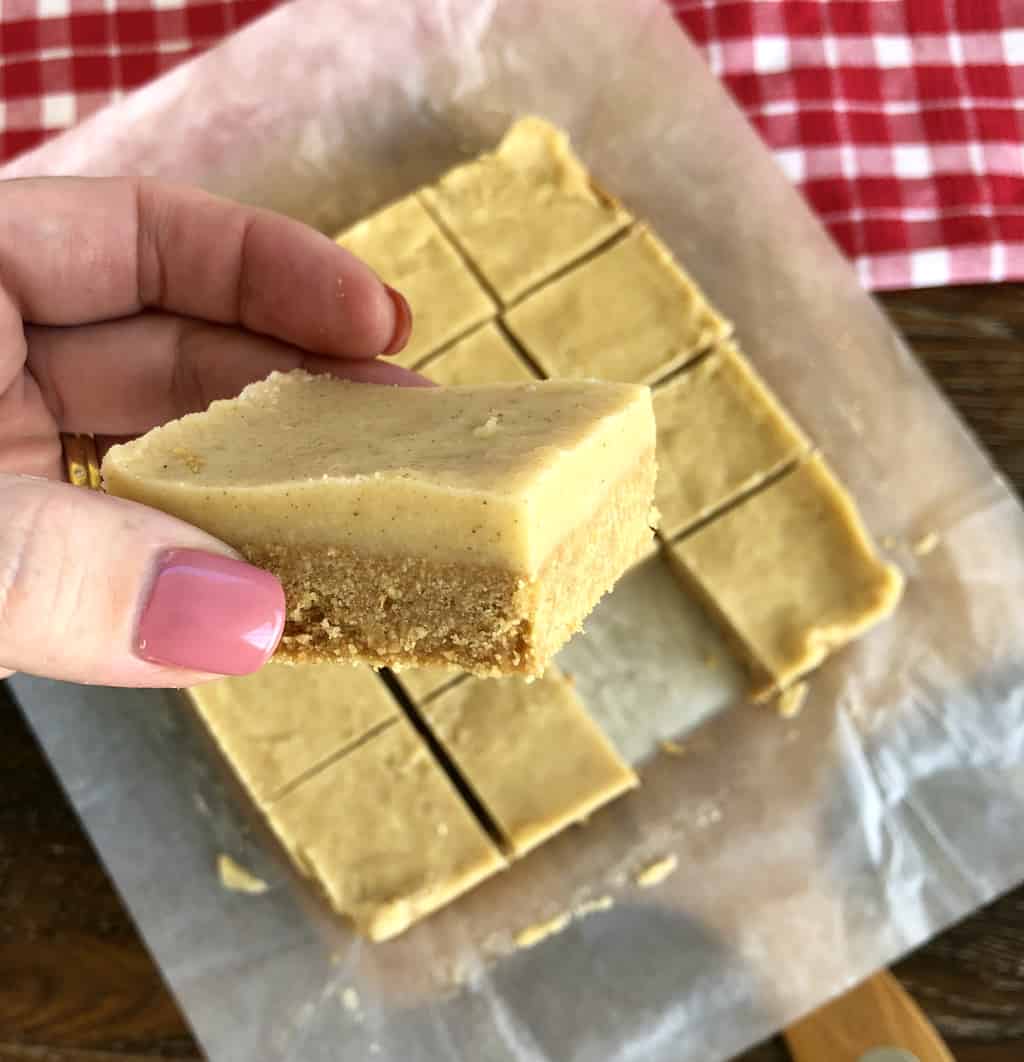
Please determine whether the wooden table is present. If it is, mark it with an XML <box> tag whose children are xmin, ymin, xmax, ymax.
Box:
<box><xmin>3</xmin><ymin>284</ymin><xmax>1024</xmax><ymax>1062</ymax></box>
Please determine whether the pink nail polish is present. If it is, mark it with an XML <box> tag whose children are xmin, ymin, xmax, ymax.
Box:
<box><xmin>380</xmin><ymin>285</ymin><xmax>412</xmax><ymax>357</ymax></box>
<box><xmin>136</xmin><ymin>549</ymin><xmax>285</xmax><ymax>675</ymax></box>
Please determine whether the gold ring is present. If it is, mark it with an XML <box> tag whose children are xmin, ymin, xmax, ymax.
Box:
<box><xmin>61</xmin><ymin>433</ymin><xmax>102</xmax><ymax>491</ymax></box>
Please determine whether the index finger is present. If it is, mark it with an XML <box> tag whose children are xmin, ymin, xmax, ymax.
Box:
<box><xmin>0</xmin><ymin>177</ymin><xmax>406</xmax><ymax>358</ymax></box>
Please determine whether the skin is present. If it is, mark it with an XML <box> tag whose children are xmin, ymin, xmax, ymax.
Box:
<box><xmin>0</xmin><ymin>177</ymin><xmax>423</xmax><ymax>688</ymax></box>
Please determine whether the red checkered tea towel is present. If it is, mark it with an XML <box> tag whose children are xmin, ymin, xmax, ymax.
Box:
<box><xmin>671</xmin><ymin>0</ymin><xmax>1024</xmax><ymax>288</ymax></box>
<box><xmin>0</xmin><ymin>0</ymin><xmax>278</xmax><ymax>159</ymax></box>
<box><xmin>2</xmin><ymin>0</ymin><xmax>1023</xmax><ymax>289</ymax></box>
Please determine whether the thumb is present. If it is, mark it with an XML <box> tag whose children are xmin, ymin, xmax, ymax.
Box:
<box><xmin>0</xmin><ymin>473</ymin><xmax>285</xmax><ymax>686</ymax></box>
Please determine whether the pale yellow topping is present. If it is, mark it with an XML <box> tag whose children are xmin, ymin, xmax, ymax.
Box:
<box><xmin>421</xmin><ymin>669</ymin><xmax>636</xmax><ymax>856</ymax></box>
<box><xmin>336</xmin><ymin>193</ymin><xmax>495</xmax><ymax>368</ymax></box>
<box><xmin>188</xmin><ymin>662</ymin><xmax>397</xmax><ymax>802</ymax></box>
<box><xmin>653</xmin><ymin>342</ymin><xmax>810</xmax><ymax>540</ymax></box>
<box><xmin>421</xmin><ymin>116</ymin><xmax>630</xmax><ymax>303</ymax></box>
<box><xmin>422</xmin><ymin>323</ymin><xmax>537</xmax><ymax>387</ymax></box>
<box><xmin>504</xmin><ymin>228</ymin><xmax>729</xmax><ymax>385</ymax></box>
<box><xmin>102</xmin><ymin>372</ymin><xmax>655</xmax><ymax>575</ymax></box>
<box><xmin>670</xmin><ymin>456</ymin><xmax>904</xmax><ymax>689</ymax></box>
<box><xmin>267</xmin><ymin>718</ymin><xmax>505</xmax><ymax>940</ymax></box>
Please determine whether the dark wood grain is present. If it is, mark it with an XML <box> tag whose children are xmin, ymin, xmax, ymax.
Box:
<box><xmin>2</xmin><ymin>283</ymin><xmax>1024</xmax><ymax>1062</ymax></box>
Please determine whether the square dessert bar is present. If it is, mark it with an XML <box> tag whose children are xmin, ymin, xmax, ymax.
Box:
<box><xmin>103</xmin><ymin>372</ymin><xmax>657</xmax><ymax>677</ymax></box>
<box><xmin>335</xmin><ymin>193</ymin><xmax>495</xmax><ymax>369</ymax></box>
<box><xmin>653</xmin><ymin>342</ymin><xmax>811</xmax><ymax>541</ymax></box>
<box><xmin>188</xmin><ymin>665</ymin><xmax>505</xmax><ymax>938</ymax></box>
<box><xmin>189</xmin><ymin>658</ymin><xmax>637</xmax><ymax>939</ymax></box>
<box><xmin>189</xmin><ymin>662</ymin><xmax>397</xmax><ymax>802</ymax></box>
<box><xmin>418</xmin><ymin>669</ymin><xmax>637</xmax><ymax>857</ymax></box>
<box><xmin>420</xmin><ymin>116</ymin><xmax>631</xmax><ymax>304</ymax></box>
<box><xmin>504</xmin><ymin>228</ymin><xmax>730</xmax><ymax>385</ymax></box>
<box><xmin>266</xmin><ymin>714</ymin><xmax>506</xmax><ymax>941</ymax></box>
<box><xmin>420</xmin><ymin>322</ymin><xmax>540</xmax><ymax>387</ymax></box>
<box><xmin>668</xmin><ymin>455</ymin><xmax>904</xmax><ymax>696</ymax></box>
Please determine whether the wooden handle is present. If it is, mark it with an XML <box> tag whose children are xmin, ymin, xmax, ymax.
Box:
<box><xmin>783</xmin><ymin>970</ymin><xmax>955</xmax><ymax>1062</ymax></box>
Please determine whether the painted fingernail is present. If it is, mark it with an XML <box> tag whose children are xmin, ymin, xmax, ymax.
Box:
<box><xmin>380</xmin><ymin>285</ymin><xmax>412</xmax><ymax>357</ymax></box>
<box><xmin>136</xmin><ymin>549</ymin><xmax>285</xmax><ymax>675</ymax></box>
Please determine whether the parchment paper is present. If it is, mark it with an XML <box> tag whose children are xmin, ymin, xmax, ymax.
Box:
<box><xmin>9</xmin><ymin>2</ymin><xmax>1024</xmax><ymax>1060</ymax></box>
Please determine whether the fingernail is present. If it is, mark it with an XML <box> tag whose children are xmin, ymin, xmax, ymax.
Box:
<box><xmin>136</xmin><ymin>549</ymin><xmax>285</xmax><ymax>675</ymax></box>
<box><xmin>380</xmin><ymin>285</ymin><xmax>412</xmax><ymax>357</ymax></box>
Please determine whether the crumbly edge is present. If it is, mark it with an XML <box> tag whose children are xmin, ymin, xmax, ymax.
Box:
<box><xmin>242</xmin><ymin>448</ymin><xmax>656</xmax><ymax>678</ymax></box>
<box><xmin>257</xmin><ymin>722</ymin><xmax>508</xmax><ymax>942</ymax></box>
<box><xmin>663</xmin><ymin>540</ymin><xmax>778</xmax><ymax>701</ymax></box>
<box><xmin>521</xmin><ymin>448</ymin><xmax>658</xmax><ymax>670</ymax></box>
<box><xmin>665</xmin><ymin>490</ymin><xmax>906</xmax><ymax>701</ymax></box>
<box><xmin>276</xmin><ymin>824</ymin><xmax>505</xmax><ymax>942</ymax></box>
<box><xmin>508</xmin><ymin>766</ymin><xmax>639</xmax><ymax>858</ymax></box>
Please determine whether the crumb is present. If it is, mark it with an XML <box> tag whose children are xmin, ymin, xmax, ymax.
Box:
<box><xmin>695</xmin><ymin>801</ymin><xmax>722</xmax><ymax>829</ymax></box>
<box><xmin>573</xmin><ymin>895</ymin><xmax>614</xmax><ymax>919</ymax></box>
<box><xmin>659</xmin><ymin>738</ymin><xmax>687</xmax><ymax>757</ymax></box>
<box><xmin>217</xmin><ymin>854</ymin><xmax>269</xmax><ymax>895</ymax></box>
<box><xmin>634</xmin><ymin>854</ymin><xmax>678</xmax><ymax>888</ymax></box>
<box><xmin>515</xmin><ymin>911</ymin><xmax>571</xmax><ymax>949</ymax></box>
<box><xmin>340</xmin><ymin>987</ymin><xmax>360</xmax><ymax>1013</ymax></box>
<box><xmin>882</xmin><ymin>535</ymin><xmax>897</xmax><ymax>549</ymax></box>
<box><xmin>776</xmin><ymin>681</ymin><xmax>808</xmax><ymax>719</ymax></box>
<box><xmin>473</xmin><ymin>414</ymin><xmax>501</xmax><ymax>438</ymax></box>
<box><xmin>449</xmin><ymin>958</ymin><xmax>472</xmax><ymax>987</ymax></box>
<box><xmin>702</xmin><ymin>652</ymin><xmax>717</xmax><ymax>669</ymax></box>
<box><xmin>913</xmin><ymin>531</ymin><xmax>939</xmax><ymax>556</ymax></box>
<box><xmin>511</xmin><ymin>896</ymin><xmax>613</xmax><ymax>952</ymax></box>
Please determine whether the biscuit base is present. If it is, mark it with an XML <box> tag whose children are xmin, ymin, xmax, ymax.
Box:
<box><xmin>244</xmin><ymin>451</ymin><xmax>656</xmax><ymax>678</ymax></box>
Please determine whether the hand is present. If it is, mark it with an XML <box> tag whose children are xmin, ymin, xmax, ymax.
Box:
<box><xmin>0</xmin><ymin>177</ymin><xmax>418</xmax><ymax>688</ymax></box>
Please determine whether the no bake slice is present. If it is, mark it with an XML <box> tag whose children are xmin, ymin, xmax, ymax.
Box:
<box><xmin>668</xmin><ymin>455</ymin><xmax>904</xmax><ymax>695</ymax></box>
<box><xmin>653</xmin><ymin>342</ymin><xmax>811</xmax><ymax>540</ymax></box>
<box><xmin>421</xmin><ymin>322</ymin><xmax>539</xmax><ymax>387</ymax></box>
<box><xmin>188</xmin><ymin>662</ymin><xmax>397</xmax><ymax>802</ymax></box>
<box><xmin>421</xmin><ymin>115</ymin><xmax>631</xmax><ymax>303</ymax></box>
<box><xmin>419</xmin><ymin>670</ymin><xmax>637</xmax><ymax>856</ymax></box>
<box><xmin>267</xmin><ymin>715</ymin><xmax>506</xmax><ymax>940</ymax></box>
<box><xmin>102</xmin><ymin>371</ymin><xmax>657</xmax><ymax>677</ymax></box>
<box><xmin>504</xmin><ymin>228</ymin><xmax>729</xmax><ymax>385</ymax></box>
<box><xmin>335</xmin><ymin>193</ymin><xmax>495</xmax><ymax>368</ymax></box>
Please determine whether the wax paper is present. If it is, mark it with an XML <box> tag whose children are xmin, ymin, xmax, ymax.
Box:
<box><xmin>8</xmin><ymin>1</ymin><xmax>1024</xmax><ymax>1059</ymax></box>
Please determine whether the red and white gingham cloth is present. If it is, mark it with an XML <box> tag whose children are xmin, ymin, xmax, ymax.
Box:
<box><xmin>2</xmin><ymin>0</ymin><xmax>1023</xmax><ymax>290</ymax></box>
<box><xmin>672</xmin><ymin>0</ymin><xmax>1024</xmax><ymax>288</ymax></box>
<box><xmin>0</xmin><ymin>0</ymin><xmax>278</xmax><ymax>157</ymax></box>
